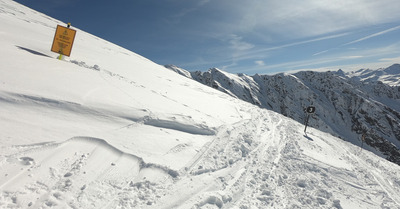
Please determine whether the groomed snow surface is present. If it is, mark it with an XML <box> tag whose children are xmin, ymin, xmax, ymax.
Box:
<box><xmin>1</xmin><ymin>0</ymin><xmax>400</xmax><ymax>208</ymax></box>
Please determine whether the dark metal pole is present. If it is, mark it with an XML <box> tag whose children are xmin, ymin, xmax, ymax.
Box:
<box><xmin>304</xmin><ymin>114</ymin><xmax>310</xmax><ymax>134</ymax></box>
<box><xmin>304</xmin><ymin>105</ymin><xmax>315</xmax><ymax>135</ymax></box>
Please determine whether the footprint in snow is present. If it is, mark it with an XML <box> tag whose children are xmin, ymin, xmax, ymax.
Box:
<box><xmin>19</xmin><ymin>157</ymin><xmax>35</xmax><ymax>165</ymax></box>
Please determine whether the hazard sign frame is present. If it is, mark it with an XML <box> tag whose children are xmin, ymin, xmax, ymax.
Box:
<box><xmin>51</xmin><ymin>25</ymin><xmax>76</xmax><ymax>57</ymax></box>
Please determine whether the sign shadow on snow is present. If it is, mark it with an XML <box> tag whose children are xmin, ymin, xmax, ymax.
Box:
<box><xmin>304</xmin><ymin>134</ymin><xmax>314</xmax><ymax>141</ymax></box>
<box><xmin>16</xmin><ymin>46</ymin><xmax>51</xmax><ymax>58</ymax></box>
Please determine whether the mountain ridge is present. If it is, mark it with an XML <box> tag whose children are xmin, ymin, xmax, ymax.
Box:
<box><xmin>166</xmin><ymin>64</ymin><xmax>400</xmax><ymax>165</ymax></box>
<box><xmin>345</xmin><ymin>63</ymin><xmax>400</xmax><ymax>86</ymax></box>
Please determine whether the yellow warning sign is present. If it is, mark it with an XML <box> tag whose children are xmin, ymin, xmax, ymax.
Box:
<box><xmin>51</xmin><ymin>25</ymin><xmax>76</xmax><ymax>57</ymax></box>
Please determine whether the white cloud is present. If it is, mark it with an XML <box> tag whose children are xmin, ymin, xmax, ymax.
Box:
<box><xmin>344</xmin><ymin>25</ymin><xmax>400</xmax><ymax>45</ymax></box>
<box><xmin>198</xmin><ymin>0</ymin><xmax>210</xmax><ymax>6</ymax></box>
<box><xmin>379</xmin><ymin>56</ymin><xmax>400</xmax><ymax>63</ymax></box>
<box><xmin>216</xmin><ymin>0</ymin><xmax>400</xmax><ymax>40</ymax></box>
<box><xmin>255</xmin><ymin>60</ymin><xmax>265</xmax><ymax>66</ymax></box>
<box><xmin>340</xmin><ymin>55</ymin><xmax>363</xmax><ymax>60</ymax></box>
<box><xmin>313</xmin><ymin>50</ymin><xmax>330</xmax><ymax>56</ymax></box>
<box><xmin>221</xmin><ymin>32</ymin><xmax>349</xmax><ymax>64</ymax></box>
<box><xmin>166</xmin><ymin>0</ymin><xmax>400</xmax><ymax>73</ymax></box>
<box><xmin>228</xmin><ymin>34</ymin><xmax>254</xmax><ymax>51</ymax></box>
<box><xmin>167</xmin><ymin>0</ymin><xmax>211</xmax><ymax>24</ymax></box>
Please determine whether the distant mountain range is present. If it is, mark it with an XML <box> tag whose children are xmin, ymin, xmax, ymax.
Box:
<box><xmin>343</xmin><ymin>64</ymin><xmax>400</xmax><ymax>86</ymax></box>
<box><xmin>166</xmin><ymin>64</ymin><xmax>400</xmax><ymax>165</ymax></box>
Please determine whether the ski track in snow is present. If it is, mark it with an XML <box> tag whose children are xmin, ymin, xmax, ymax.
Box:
<box><xmin>2</xmin><ymin>97</ymin><xmax>399</xmax><ymax>208</ymax></box>
<box><xmin>148</xmin><ymin>107</ymin><xmax>400</xmax><ymax>209</ymax></box>
<box><xmin>1</xmin><ymin>1</ymin><xmax>400</xmax><ymax>208</ymax></box>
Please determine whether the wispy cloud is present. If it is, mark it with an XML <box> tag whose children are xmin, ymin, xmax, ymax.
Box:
<box><xmin>340</xmin><ymin>55</ymin><xmax>363</xmax><ymax>59</ymax></box>
<box><xmin>179</xmin><ymin>32</ymin><xmax>354</xmax><ymax>69</ymax></box>
<box><xmin>223</xmin><ymin>32</ymin><xmax>349</xmax><ymax>64</ymax></box>
<box><xmin>233</xmin><ymin>43</ymin><xmax>400</xmax><ymax>74</ymax></box>
<box><xmin>256</xmin><ymin>33</ymin><xmax>349</xmax><ymax>53</ymax></box>
<box><xmin>234</xmin><ymin>55</ymin><xmax>365</xmax><ymax>74</ymax></box>
<box><xmin>379</xmin><ymin>56</ymin><xmax>400</xmax><ymax>63</ymax></box>
<box><xmin>313</xmin><ymin>50</ymin><xmax>330</xmax><ymax>56</ymax></box>
<box><xmin>233</xmin><ymin>0</ymin><xmax>400</xmax><ymax>39</ymax></box>
<box><xmin>255</xmin><ymin>60</ymin><xmax>265</xmax><ymax>66</ymax></box>
<box><xmin>344</xmin><ymin>25</ymin><xmax>400</xmax><ymax>45</ymax></box>
<box><xmin>228</xmin><ymin>34</ymin><xmax>254</xmax><ymax>51</ymax></box>
<box><xmin>166</xmin><ymin>0</ymin><xmax>211</xmax><ymax>24</ymax></box>
<box><xmin>157</xmin><ymin>0</ymin><xmax>400</xmax><ymax>73</ymax></box>
<box><xmin>313</xmin><ymin>25</ymin><xmax>400</xmax><ymax>57</ymax></box>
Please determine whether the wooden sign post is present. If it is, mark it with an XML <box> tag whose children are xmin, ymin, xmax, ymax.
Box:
<box><xmin>51</xmin><ymin>23</ymin><xmax>76</xmax><ymax>59</ymax></box>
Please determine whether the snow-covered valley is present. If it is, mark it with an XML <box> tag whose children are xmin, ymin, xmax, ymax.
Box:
<box><xmin>1</xmin><ymin>0</ymin><xmax>400</xmax><ymax>208</ymax></box>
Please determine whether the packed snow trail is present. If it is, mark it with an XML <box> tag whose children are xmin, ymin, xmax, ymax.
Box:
<box><xmin>148</xmin><ymin>107</ymin><xmax>400</xmax><ymax>209</ymax></box>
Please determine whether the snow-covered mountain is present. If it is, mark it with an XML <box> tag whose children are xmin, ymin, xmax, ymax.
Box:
<box><xmin>165</xmin><ymin>65</ymin><xmax>400</xmax><ymax>166</ymax></box>
<box><xmin>344</xmin><ymin>64</ymin><xmax>400</xmax><ymax>86</ymax></box>
<box><xmin>1</xmin><ymin>1</ymin><xmax>400</xmax><ymax>208</ymax></box>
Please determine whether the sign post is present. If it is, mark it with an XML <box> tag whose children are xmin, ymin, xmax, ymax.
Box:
<box><xmin>304</xmin><ymin>106</ymin><xmax>315</xmax><ymax>134</ymax></box>
<box><xmin>51</xmin><ymin>23</ymin><xmax>76</xmax><ymax>59</ymax></box>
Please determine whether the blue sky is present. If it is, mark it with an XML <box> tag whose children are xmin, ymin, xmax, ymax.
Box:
<box><xmin>14</xmin><ymin>0</ymin><xmax>400</xmax><ymax>74</ymax></box>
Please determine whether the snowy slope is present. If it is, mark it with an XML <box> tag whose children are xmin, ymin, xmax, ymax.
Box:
<box><xmin>166</xmin><ymin>65</ymin><xmax>400</xmax><ymax>166</ymax></box>
<box><xmin>1</xmin><ymin>1</ymin><xmax>400</xmax><ymax>208</ymax></box>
